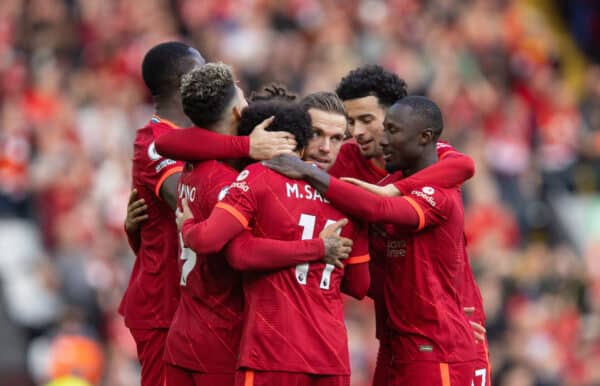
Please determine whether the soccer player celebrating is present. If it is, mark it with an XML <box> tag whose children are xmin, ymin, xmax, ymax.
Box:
<box><xmin>164</xmin><ymin>63</ymin><xmax>353</xmax><ymax>386</ymax></box>
<box><xmin>264</xmin><ymin>96</ymin><xmax>478</xmax><ymax>386</ymax></box>
<box><xmin>121</xmin><ymin>41</ymin><xmax>297</xmax><ymax>386</ymax></box>
<box><xmin>330</xmin><ymin>64</ymin><xmax>479</xmax><ymax>386</ymax></box>
<box><xmin>177</xmin><ymin>100</ymin><xmax>371</xmax><ymax>386</ymax></box>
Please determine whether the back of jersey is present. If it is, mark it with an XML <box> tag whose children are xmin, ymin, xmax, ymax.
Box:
<box><xmin>217</xmin><ymin>162</ymin><xmax>369</xmax><ymax>375</ymax></box>
<box><xmin>165</xmin><ymin>160</ymin><xmax>244</xmax><ymax>373</ymax></box>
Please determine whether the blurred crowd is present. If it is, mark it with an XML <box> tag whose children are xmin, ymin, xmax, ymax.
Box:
<box><xmin>1</xmin><ymin>0</ymin><xmax>599</xmax><ymax>385</ymax></box>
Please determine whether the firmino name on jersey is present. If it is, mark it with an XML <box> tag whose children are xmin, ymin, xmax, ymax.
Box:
<box><xmin>178</xmin><ymin>183</ymin><xmax>196</xmax><ymax>202</ymax></box>
<box><xmin>286</xmin><ymin>182</ymin><xmax>329</xmax><ymax>203</ymax></box>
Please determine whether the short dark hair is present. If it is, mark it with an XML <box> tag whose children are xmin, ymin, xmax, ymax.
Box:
<box><xmin>396</xmin><ymin>96</ymin><xmax>444</xmax><ymax>139</ymax></box>
<box><xmin>237</xmin><ymin>101</ymin><xmax>311</xmax><ymax>150</ymax></box>
<box><xmin>335</xmin><ymin>65</ymin><xmax>408</xmax><ymax>107</ymax></box>
<box><xmin>249</xmin><ymin>83</ymin><xmax>297</xmax><ymax>102</ymax></box>
<box><xmin>300</xmin><ymin>91</ymin><xmax>346</xmax><ymax>116</ymax></box>
<box><xmin>181</xmin><ymin>63</ymin><xmax>237</xmax><ymax>128</ymax></box>
<box><xmin>141</xmin><ymin>41</ymin><xmax>203</xmax><ymax>97</ymax></box>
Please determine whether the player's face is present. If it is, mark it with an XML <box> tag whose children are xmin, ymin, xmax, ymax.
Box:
<box><xmin>380</xmin><ymin>104</ymin><xmax>424</xmax><ymax>173</ymax></box>
<box><xmin>304</xmin><ymin>108</ymin><xmax>346</xmax><ymax>171</ymax></box>
<box><xmin>343</xmin><ymin>96</ymin><xmax>385</xmax><ymax>159</ymax></box>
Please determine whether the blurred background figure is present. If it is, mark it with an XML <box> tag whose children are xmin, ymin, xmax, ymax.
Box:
<box><xmin>0</xmin><ymin>0</ymin><xmax>599</xmax><ymax>385</ymax></box>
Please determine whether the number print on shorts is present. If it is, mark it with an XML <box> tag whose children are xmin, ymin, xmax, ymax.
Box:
<box><xmin>472</xmin><ymin>368</ymin><xmax>487</xmax><ymax>386</ymax></box>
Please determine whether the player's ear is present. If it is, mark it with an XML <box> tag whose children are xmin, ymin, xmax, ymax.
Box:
<box><xmin>419</xmin><ymin>128</ymin><xmax>434</xmax><ymax>145</ymax></box>
<box><xmin>233</xmin><ymin>105</ymin><xmax>242</xmax><ymax>121</ymax></box>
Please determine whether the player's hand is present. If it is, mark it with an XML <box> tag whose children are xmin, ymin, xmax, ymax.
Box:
<box><xmin>249</xmin><ymin>116</ymin><xmax>297</xmax><ymax>160</ymax></box>
<box><xmin>263</xmin><ymin>154</ymin><xmax>308</xmax><ymax>179</ymax></box>
<box><xmin>125</xmin><ymin>189</ymin><xmax>148</xmax><ymax>232</ymax></box>
<box><xmin>340</xmin><ymin>178</ymin><xmax>401</xmax><ymax>197</ymax></box>
<box><xmin>176</xmin><ymin>198</ymin><xmax>194</xmax><ymax>232</ymax></box>
<box><xmin>469</xmin><ymin>320</ymin><xmax>486</xmax><ymax>342</ymax></box>
<box><xmin>319</xmin><ymin>219</ymin><xmax>353</xmax><ymax>269</ymax></box>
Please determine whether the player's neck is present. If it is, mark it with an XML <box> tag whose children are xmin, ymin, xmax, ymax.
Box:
<box><xmin>153</xmin><ymin>99</ymin><xmax>192</xmax><ymax>128</ymax></box>
<box><xmin>370</xmin><ymin>155</ymin><xmax>385</xmax><ymax>169</ymax></box>
<box><xmin>401</xmin><ymin>151</ymin><xmax>438</xmax><ymax>177</ymax></box>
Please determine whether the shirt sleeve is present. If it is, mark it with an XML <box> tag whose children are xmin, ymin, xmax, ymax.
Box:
<box><xmin>345</xmin><ymin>222</ymin><xmax>370</xmax><ymax>265</ymax></box>
<box><xmin>341</xmin><ymin>223</ymin><xmax>370</xmax><ymax>298</ymax></box>
<box><xmin>215</xmin><ymin>167</ymin><xmax>262</xmax><ymax>230</ymax></box>
<box><xmin>155</xmin><ymin>127</ymin><xmax>250</xmax><ymax>161</ymax></box>
<box><xmin>143</xmin><ymin>139</ymin><xmax>184</xmax><ymax>199</ymax></box>
<box><xmin>325</xmin><ymin>177</ymin><xmax>421</xmax><ymax>227</ymax></box>
<box><xmin>393</xmin><ymin>148</ymin><xmax>475</xmax><ymax>193</ymax></box>
<box><xmin>225</xmin><ymin>232</ymin><xmax>325</xmax><ymax>271</ymax></box>
<box><xmin>181</xmin><ymin>207</ymin><xmax>246</xmax><ymax>255</ymax></box>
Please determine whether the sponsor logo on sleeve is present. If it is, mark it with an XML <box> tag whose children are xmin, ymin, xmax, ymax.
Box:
<box><xmin>155</xmin><ymin>158</ymin><xmax>176</xmax><ymax>173</ymax></box>
<box><xmin>422</xmin><ymin>186</ymin><xmax>435</xmax><ymax>195</ymax></box>
<box><xmin>410</xmin><ymin>189</ymin><xmax>436</xmax><ymax>207</ymax></box>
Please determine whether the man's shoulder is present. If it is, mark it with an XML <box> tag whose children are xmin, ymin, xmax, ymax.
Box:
<box><xmin>338</xmin><ymin>140</ymin><xmax>361</xmax><ymax>157</ymax></box>
<box><xmin>405</xmin><ymin>184</ymin><xmax>459</xmax><ymax>211</ymax></box>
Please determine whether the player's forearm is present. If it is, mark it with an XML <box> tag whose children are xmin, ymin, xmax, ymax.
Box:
<box><xmin>394</xmin><ymin>153</ymin><xmax>475</xmax><ymax>193</ymax></box>
<box><xmin>326</xmin><ymin>178</ymin><xmax>420</xmax><ymax>226</ymax></box>
<box><xmin>341</xmin><ymin>262</ymin><xmax>370</xmax><ymax>300</ymax></box>
<box><xmin>303</xmin><ymin>164</ymin><xmax>331</xmax><ymax>195</ymax></box>
<box><xmin>182</xmin><ymin>209</ymin><xmax>245</xmax><ymax>254</ymax></box>
<box><xmin>225</xmin><ymin>232</ymin><xmax>324</xmax><ymax>271</ymax></box>
<box><xmin>155</xmin><ymin>127</ymin><xmax>249</xmax><ymax>161</ymax></box>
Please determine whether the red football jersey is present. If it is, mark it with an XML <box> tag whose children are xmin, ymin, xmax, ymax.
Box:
<box><xmin>380</xmin><ymin>181</ymin><xmax>477</xmax><ymax>363</ymax></box>
<box><xmin>329</xmin><ymin>140</ymin><xmax>388</xmax><ymax>182</ymax></box>
<box><xmin>164</xmin><ymin>160</ymin><xmax>244</xmax><ymax>372</ymax></box>
<box><xmin>119</xmin><ymin>116</ymin><xmax>184</xmax><ymax>329</ymax></box>
<box><xmin>217</xmin><ymin>163</ymin><xmax>370</xmax><ymax>375</ymax></box>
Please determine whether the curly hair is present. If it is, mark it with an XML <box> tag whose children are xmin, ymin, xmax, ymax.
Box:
<box><xmin>237</xmin><ymin>101</ymin><xmax>311</xmax><ymax>150</ymax></box>
<box><xmin>335</xmin><ymin>65</ymin><xmax>408</xmax><ymax>107</ymax></box>
<box><xmin>180</xmin><ymin>62</ymin><xmax>237</xmax><ymax>128</ymax></box>
<box><xmin>249</xmin><ymin>82</ymin><xmax>297</xmax><ymax>103</ymax></box>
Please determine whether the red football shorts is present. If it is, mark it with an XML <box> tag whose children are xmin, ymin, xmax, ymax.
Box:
<box><xmin>165</xmin><ymin>363</ymin><xmax>235</xmax><ymax>386</ymax></box>
<box><xmin>388</xmin><ymin>361</ymin><xmax>475</xmax><ymax>386</ymax></box>
<box><xmin>372</xmin><ymin>340</ymin><xmax>391</xmax><ymax>386</ymax></box>
<box><xmin>471</xmin><ymin>340</ymin><xmax>492</xmax><ymax>386</ymax></box>
<box><xmin>130</xmin><ymin>328</ymin><xmax>168</xmax><ymax>386</ymax></box>
<box><xmin>236</xmin><ymin>369</ymin><xmax>350</xmax><ymax>386</ymax></box>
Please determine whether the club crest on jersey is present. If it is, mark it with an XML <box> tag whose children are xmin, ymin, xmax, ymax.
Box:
<box><xmin>148</xmin><ymin>142</ymin><xmax>161</xmax><ymax>160</ymax></box>
<box><xmin>237</xmin><ymin>170</ymin><xmax>249</xmax><ymax>181</ymax></box>
<box><xmin>422</xmin><ymin>186</ymin><xmax>435</xmax><ymax>195</ymax></box>
<box><xmin>218</xmin><ymin>186</ymin><xmax>229</xmax><ymax>201</ymax></box>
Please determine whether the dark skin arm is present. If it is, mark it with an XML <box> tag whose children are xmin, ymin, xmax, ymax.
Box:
<box><xmin>159</xmin><ymin>172</ymin><xmax>180</xmax><ymax>210</ymax></box>
<box><xmin>263</xmin><ymin>154</ymin><xmax>331</xmax><ymax>194</ymax></box>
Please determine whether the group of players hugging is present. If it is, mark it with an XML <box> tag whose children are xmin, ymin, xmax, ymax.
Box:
<box><xmin>119</xmin><ymin>41</ymin><xmax>490</xmax><ymax>386</ymax></box>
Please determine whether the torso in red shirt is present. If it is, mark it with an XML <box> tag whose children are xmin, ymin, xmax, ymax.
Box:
<box><xmin>217</xmin><ymin>163</ymin><xmax>369</xmax><ymax>375</ymax></box>
<box><xmin>377</xmin><ymin>180</ymin><xmax>477</xmax><ymax>363</ymax></box>
<box><xmin>164</xmin><ymin>160</ymin><xmax>244</xmax><ymax>373</ymax></box>
<box><xmin>329</xmin><ymin>140</ymin><xmax>388</xmax><ymax>182</ymax></box>
<box><xmin>119</xmin><ymin>117</ymin><xmax>184</xmax><ymax>329</ymax></box>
